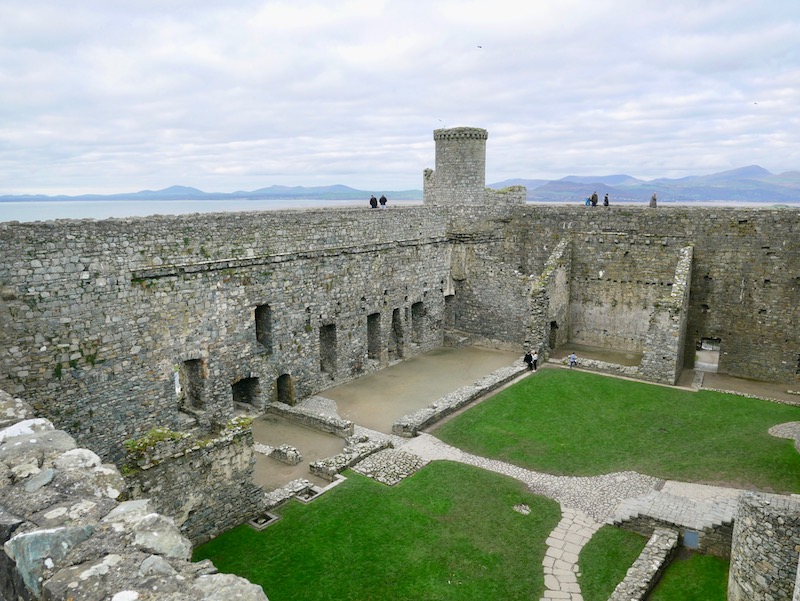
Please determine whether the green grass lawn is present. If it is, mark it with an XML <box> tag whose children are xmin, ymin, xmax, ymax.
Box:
<box><xmin>578</xmin><ymin>525</ymin><xmax>648</xmax><ymax>601</ymax></box>
<box><xmin>195</xmin><ymin>369</ymin><xmax>796</xmax><ymax>599</ymax></box>
<box><xmin>433</xmin><ymin>369</ymin><xmax>800</xmax><ymax>493</ymax></box>
<box><xmin>193</xmin><ymin>461</ymin><xmax>562</xmax><ymax>601</ymax></box>
<box><xmin>647</xmin><ymin>552</ymin><xmax>730</xmax><ymax>600</ymax></box>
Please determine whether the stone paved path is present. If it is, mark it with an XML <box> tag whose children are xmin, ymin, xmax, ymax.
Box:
<box><xmin>395</xmin><ymin>434</ymin><xmax>665</xmax><ymax>600</ymax></box>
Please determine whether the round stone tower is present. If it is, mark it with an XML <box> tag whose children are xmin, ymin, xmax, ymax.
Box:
<box><xmin>424</xmin><ymin>127</ymin><xmax>488</xmax><ymax>206</ymax></box>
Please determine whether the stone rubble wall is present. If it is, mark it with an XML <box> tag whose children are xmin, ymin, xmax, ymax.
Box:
<box><xmin>2</xmin><ymin>196</ymin><xmax>799</xmax><ymax>471</ymax></box>
<box><xmin>266</xmin><ymin>397</ymin><xmax>354</xmax><ymax>437</ymax></box>
<box><xmin>608</xmin><ymin>527</ymin><xmax>679</xmax><ymax>601</ymax></box>
<box><xmin>614</xmin><ymin>513</ymin><xmax>734</xmax><ymax>558</ymax></box>
<box><xmin>557</xmin><ymin>356</ymin><xmax>640</xmax><ymax>379</ymax></box>
<box><xmin>122</xmin><ymin>418</ymin><xmax>266</xmax><ymax>546</ymax></box>
<box><xmin>0</xmin><ymin>207</ymin><xmax>451</xmax><ymax>461</ymax></box>
<box><xmin>0</xmin><ymin>388</ymin><xmax>268</xmax><ymax>601</ymax></box>
<box><xmin>504</xmin><ymin>206</ymin><xmax>800</xmax><ymax>384</ymax></box>
<box><xmin>309</xmin><ymin>435</ymin><xmax>392</xmax><ymax>481</ymax></box>
<box><xmin>638</xmin><ymin>245</ymin><xmax>694</xmax><ymax>384</ymax></box>
<box><xmin>728</xmin><ymin>491</ymin><xmax>800</xmax><ymax>601</ymax></box>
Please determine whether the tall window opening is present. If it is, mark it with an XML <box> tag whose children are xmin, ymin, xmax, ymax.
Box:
<box><xmin>179</xmin><ymin>358</ymin><xmax>207</xmax><ymax>410</ymax></box>
<box><xmin>411</xmin><ymin>302</ymin><xmax>425</xmax><ymax>343</ymax></box>
<box><xmin>320</xmin><ymin>324</ymin><xmax>337</xmax><ymax>374</ymax></box>
<box><xmin>389</xmin><ymin>308</ymin><xmax>404</xmax><ymax>360</ymax></box>
<box><xmin>444</xmin><ymin>294</ymin><xmax>456</xmax><ymax>329</ymax></box>
<box><xmin>367</xmin><ymin>313</ymin><xmax>381</xmax><ymax>360</ymax></box>
<box><xmin>548</xmin><ymin>321</ymin><xmax>559</xmax><ymax>350</ymax></box>
<box><xmin>255</xmin><ymin>304</ymin><xmax>273</xmax><ymax>353</ymax></box>
<box><xmin>276</xmin><ymin>374</ymin><xmax>295</xmax><ymax>405</ymax></box>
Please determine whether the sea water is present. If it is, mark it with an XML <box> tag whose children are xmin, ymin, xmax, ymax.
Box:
<box><xmin>0</xmin><ymin>198</ymin><xmax>419</xmax><ymax>223</ymax></box>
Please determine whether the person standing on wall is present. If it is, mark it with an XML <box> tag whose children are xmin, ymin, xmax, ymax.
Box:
<box><xmin>649</xmin><ymin>193</ymin><xmax>657</xmax><ymax>208</ymax></box>
<box><xmin>379</xmin><ymin>194</ymin><xmax>387</xmax><ymax>208</ymax></box>
<box><xmin>524</xmin><ymin>350</ymin><xmax>534</xmax><ymax>371</ymax></box>
<box><xmin>591</xmin><ymin>191</ymin><xmax>598</xmax><ymax>207</ymax></box>
<box><xmin>370</xmin><ymin>195</ymin><xmax>378</xmax><ymax>208</ymax></box>
<box><xmin>603</xmin><ymin>193</ymin><xmax>609</xmax><ymax>206</ymax></box>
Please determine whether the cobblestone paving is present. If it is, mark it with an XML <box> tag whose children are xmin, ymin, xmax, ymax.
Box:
<box><xmin>769</xmin><ymin>421</ymin><xmax>800</xmax><ymax>439</ymax></box>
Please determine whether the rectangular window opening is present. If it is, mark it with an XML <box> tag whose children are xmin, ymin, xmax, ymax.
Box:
<box><xmin>255</xmin><ymin>304</ymin><xmax>273</xmax><ymax>353</ymax></box>
<box><xmin>367</xmin><ymin>313</ymin><xmax>381</xmax><ymax>360</ymax></box>
<box><xmin>320</xmin><ymin>324</ymin><xmax>337</xmax><ymax>374</ymax></box>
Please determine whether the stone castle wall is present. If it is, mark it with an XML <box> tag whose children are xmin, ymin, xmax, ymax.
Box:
<box><xmin>0</xmin><ymin>389</ymin><xmax>267</xmax><ymax>601</ymax></box>
<box><xmin>0</xmin><ymin>207</ymin><xmax>452</xmax><ymax>459</ymax></box>
<box><xmin>1</xmin><ymin>201</ymin><xmax>799</xmax><ymax>461</ymax></box>
<box><xmin>499</xmin><ymin>206</ymin><xmax>800</xmax><ymax>382</ymax></box>
<box><xmin>122</xmin><ymin>418</ymin><xmax>266</xmax><ymax>545</ymax></box>
<box><xmin>728</xmin><ymin>492</ymin><xmax>800</xmax><ymax>601</ymax></box>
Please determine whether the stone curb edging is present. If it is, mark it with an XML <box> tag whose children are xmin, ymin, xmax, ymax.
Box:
<box><xmin>391</xmin><ymin>362</ymin><xmax>529</xmax><ymax>436</ymax></box>
<box><xmin>607</xmin><ymin>527</ymin><xmax>679</xmax><ymax>600</ymax></box>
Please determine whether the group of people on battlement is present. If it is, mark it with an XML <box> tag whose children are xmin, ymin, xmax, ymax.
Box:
<box><xmin>583</xmin><ymin>191</ymin><xmax>659</xmax><ymax>207</ymax></box>
<box><xmin>584</xmin><ymin>191</ymin><xmax>610</xmax><ymax>207</ymax></box>
<box><xmin>369</xmin><ymin>194</ymin><xmax>388</xmax><ymax>208</ymax></box>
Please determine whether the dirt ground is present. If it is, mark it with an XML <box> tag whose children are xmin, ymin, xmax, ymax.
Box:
<box><xmin>252</xmin><ymin>345</ymin><xmax>521</xmax><ymax>491</ymax></box>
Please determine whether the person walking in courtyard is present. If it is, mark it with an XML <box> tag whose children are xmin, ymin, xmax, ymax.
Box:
<box><xmin>532</xmin><ymin>350</ymin><xmax>539</xmax><ymax>371</ymax></box>
<box><xmin>568</xmin><ymin>352</ymin><xmax>577</xmax><ymax>368</ymax></box>
<box><xmin>524</xmin><ymin>350</ymin><xmax>534</xmax><ymax>370</ymax></box>
<box><xmin>603</xmin><ymin>193</ymin><xmax>609</xmax><ymax>206</ymax></box>
<box><xmin>379</xmin><ymin>194</ymin><xmax>387</xmax><ymax>208</ymax></box>
<box><xmin>369</xmin><ymin>195</ymin><xmax>378</xmax><ymax>208</ymax></box>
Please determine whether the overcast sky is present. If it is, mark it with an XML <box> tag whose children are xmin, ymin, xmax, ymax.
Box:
<box><xmin>1</xmin><ymin>0</ymin><xmax>798</xmax><ymax>195</ymax></box>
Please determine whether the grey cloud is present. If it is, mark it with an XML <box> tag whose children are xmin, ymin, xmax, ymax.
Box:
<box><xmin>0</xmin><ymin>0</ymin><xmax>798</xmax><ymax>194</ymax></box>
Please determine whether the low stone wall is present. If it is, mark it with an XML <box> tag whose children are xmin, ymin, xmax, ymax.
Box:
<box><xmin>558</xmin><ymin>356</ymin><xmax>640</xmax><ymax>379</ymax></box>
<box><xmin>608</xmin><ymin>527</ymin><xmax>679</xmax><ymax>600</ymax></box>
<box><xmin>309</xmin><ymin>434</ymin><xmax>391</xmax><ymax>481</ymax></box>
<box><xmin>256</xmin><ymin>443</ymin><xmax>302</xmax><ymax>465</ymax></box>
<box><xmin>392</xmin><ymin>361</ymin><xmax>528</xmax><ymax>436</ymax></box>
<box><xmin>0</xmin><ymin>389</ymin><xmax>267</xmax><ymax>601</ymax></box>
<box><xmin>728</xmin><ymin>491</ymin><xmax>800</xmax><ymax>601</ymax></box>
<box><xmin>266</xmin><ymin>399</ymin><xmax>354</xmax><ymax>438</ymax></box>
<box><xmin>122</xmin><ymin>417</ymin><xmax>266</xmax><ymax>545</ymax></box>
<box><xmin>614</xmin><ymin>513</ymin><xmax>734</xmax><ymax>558</ymax></box>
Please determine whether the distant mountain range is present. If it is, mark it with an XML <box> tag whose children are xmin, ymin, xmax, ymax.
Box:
<box><xmin>0</xmin><ymin>184</ymin><xmax>423</xmax><ymax>203</ymax></box>
<box><xmin>489</xmin><ymin>165</ymin><xmax>800</xmax><ymax>203</ymax></box>
<box><xmin>2</xmin><ymin>165</ymin><xmax>799</xmax><ymax>204</ymax></box>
